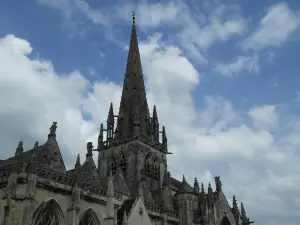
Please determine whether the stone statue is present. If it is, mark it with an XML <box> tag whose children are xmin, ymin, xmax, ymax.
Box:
<box><xmin>48</xmin><ymin>122</ymin><xmax>57</xmax><ymax>139</ymax></box>
<box><xmin>215</xmin><ymin>176</ymin><xmax>222</xmax><ymax>192</ymax></box>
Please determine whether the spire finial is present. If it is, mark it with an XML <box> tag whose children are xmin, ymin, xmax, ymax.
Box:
<box><xmin>132</xmin><ymin>11</ymin><xmax>136</xmax><ymax>24</ymax></box>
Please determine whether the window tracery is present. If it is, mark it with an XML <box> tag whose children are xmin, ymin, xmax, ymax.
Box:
<box><xmin>110</xmin><ymin>156</ymin><xmax>117</xmax><ymax>175</ymax></box>
<box><xmin>79</xmin><ymin>215</ymin><xmax>94</xmax><ymax>225</ymax></box>
<box><xmin>153</xmin><ymin>160</ymin><xmax>160</xmax><ymax>180</ymax></box>
<box><xmin>145</xmin><ymin>155</ymin><xmax>152</xmax><ymax>177</ymax></box>
<box><xmin>79</xmin><ymin>209</ymin><xmax>99</xmax><ymax>225</ymax></box>
<box><xmin>119</xmin><ymin>152</ymin><xmax>127</xmax><ymax>174</ymax></box>
<box><xmin>33</xmin><ymin>202</ymin><xmax>60</xmax><ymax>225</ymax></box>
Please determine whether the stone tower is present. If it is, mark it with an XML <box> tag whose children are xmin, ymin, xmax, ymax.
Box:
<box><xmin>0</xmin><ymin>14</ymin><xmax>252</xmax><ymax>225</ymax></box>
<box><xmin>96</xmin><ymin>13</ymin><xmax>169</xmax><ymax>195</ymax></box>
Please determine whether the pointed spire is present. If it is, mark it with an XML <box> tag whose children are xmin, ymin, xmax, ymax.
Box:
<box><xmin>86</xmin><ymin>142</ymin><xmax>93</xmax><ymax>158</ymax></box>
<box><xmin>201</xmin><ymin>182</ymin><xmax>205</xmax><ymax>194</ymax></box>
<box><xmin>233</xmin><ymin>195</ymin><xmax>238</xmax><ymax>209</ymax></box>
<box><xmin>75</xmin><ymin>154</ymin><xmax>81</xmax><ymax>167</ymax></box>
<box><xmin>232</xmin><ymin>195</ymin><xmax>240</xmax><ymax>222</ymax></box>
<box><xmin>162</xmin><ymin>126</ymin><xmax>168</xmax><ymax>151</ymax></box>
<box><xmin>114</xmin><ymin>13</ymin><xmax>151</xmax><ymax>142</ymax></box>
<box><xmin>98</xmin><ymin>123</ymin><xmax>104</xmax><ymax>150</ymax></box>
<box><xmin>107</xmin><ymin>103</ymin><xmax>115</xmax><ymax>144</ymax></box>
<box><xmin>182</xmin><ymin>174</ymin><xmax>186</xmax><ymax>183</ymax></box>
<box><xmin>152</xmin><ymin>105</ymin><xmax>159</xmax><ymax>142</ymax></box>
<box><xmin>107</xmin><ymin>103</ymin><xmax>114</xmax><ymax>124</ymax></box>
<box><xmin>241</xmin><ymin>202</ymin><xmax>246</xmax><ymax>218</ymax></box>
<box><xmin>15</xmin><ymin>141</ymin><xmax>24</xmax><ymax>157</ymax></box>
<box><xmin>194</xmin><ymin>178</ymin><xmax>200</xmax><ymax>193</ymax></box>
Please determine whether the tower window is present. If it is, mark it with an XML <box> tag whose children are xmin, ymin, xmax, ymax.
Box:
<box><xmin>145</xmin><ymin>156</ymin><xmax>153</xmax><ymax>177</ymax></box>
<box><xmin>110</xmin><ymin>157</ymin><xmax>117</xmax><ymax>175</ymax></box>
<box><xmin>119</xmin><ymin>153</ymin><xmax>127</xmax><ymax>174</ymax></box>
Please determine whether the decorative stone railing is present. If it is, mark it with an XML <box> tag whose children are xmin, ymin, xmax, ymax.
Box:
<box><xmin>0</xmin><ymin>163</ymin><xmax>124</xmax><ymax>200</ymax></box>
<box><xmin>164</xmin><ymin>208</ymin><xmax>178</xmax><ymax>218</ymax></box>
<box><xmin>144</xmin><ymin>202</ymin><xmax>179</xmax><ymax>219</ymax></box>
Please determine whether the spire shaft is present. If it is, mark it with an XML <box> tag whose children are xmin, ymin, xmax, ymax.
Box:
<box><xmin>114</xmin><ymin>15</ymin><xmax>151</xmax><ymax>141</ymax></box>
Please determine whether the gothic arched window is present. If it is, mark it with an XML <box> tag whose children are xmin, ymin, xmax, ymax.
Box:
<box><xmin>145</xmin><ymin>155</ymin><xmax>152</xmax><ymax>177</ymax></box>
<box><xmin>79</xmin><ymin>209</ymin><xmax>100</xmax><ymax>225</ymax></box>
<box><xmin>110</xmin><ymin>157</ymin><xmax>117</xmax><ymax>175</ymax></box>
<box><xmin>153</xmin><ymin>159</ymin><xmax>160</xmax><ymax>180</ymax></box>
<box><xmin>119</xmin><ymin>152</ymin><xmax>127</xmax><ymax>174</ymax></box>
<box><xmin>32</xmin><ymin>199</ymin><xmax>63</xmax><ymax>225</ymax></box>
<box><xmin>34</xmin><ymin>210</ymin><xmax>58</xmax><ymax>225</ymax></box>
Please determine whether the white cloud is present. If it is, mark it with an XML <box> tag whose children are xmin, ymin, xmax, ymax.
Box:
<box><xmin>249</xmin><ymin>105</ymin><xmax>278</xmax><ymax>130</ymax></box>
<box><xmin>37</xmin><ymin>0</ymin><xmax>248</xmax><ymax>62</ymax></box>
<box><xmin>213</xmin><ymin>55</ymin><xmax>259</xmax><ymax>76</ymax></box>
<box><xmin>2</xmin><ymin>28</ymin><xmax>300</xmax><ymax>225</ymax></box>
<box><xmin>242</xmin><ymin>3</ymin><xmax>300</xmax><ymax>51</ymax></box>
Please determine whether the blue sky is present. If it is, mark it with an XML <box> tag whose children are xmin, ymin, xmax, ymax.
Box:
<box><xmin>1</xmin><ymin>0</ymin><xmax>300</xmax><ymax>225</ymax></box>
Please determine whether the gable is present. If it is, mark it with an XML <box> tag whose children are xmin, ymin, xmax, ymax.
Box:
<box><xmin>38</xmin><ymin>138</ymin><xmax>66</xmax><ymax>173</ymax></box>
<box><xmin>127</xmin><ymin>196</ymin><xmax>152</xmax><ymax>225</ymax></box>
<box><xmin>80</xmin><ymin>157</ymin><xmax>98</xmax><ymax>181</ymax></box>
<box><xmin>216</xmin><ymin>191</ymin><xmax>236</xmax><ymax>225</ymax></box>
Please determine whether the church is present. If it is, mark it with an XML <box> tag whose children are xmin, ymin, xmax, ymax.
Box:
<box><xmin>0</xmin><ymin>14</ymin><xmax>252</xmax><ymax>225</ymax></box>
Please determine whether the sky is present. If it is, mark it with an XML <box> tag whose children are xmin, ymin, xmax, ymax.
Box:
<box><xmin>0</xmin><ymin>0</ymin><xmax>300</xmax><ymax>224</ymax></box>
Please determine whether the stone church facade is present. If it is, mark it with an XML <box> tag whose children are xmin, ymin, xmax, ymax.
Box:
<box><xmin>0</xmin><ymin>15</ymin><xmax>252</xmax><ymax>225</ymax></box>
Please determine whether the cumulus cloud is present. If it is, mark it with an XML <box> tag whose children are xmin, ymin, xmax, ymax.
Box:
<box><xmin>3</xmin><ymin>2</ymin><xmax>300</xmax><ymax>224</ymax></box>
<box><xmin>242</xmin><ymin>2</ymin><xmax>300</xmax><ymax>51</ymax></box>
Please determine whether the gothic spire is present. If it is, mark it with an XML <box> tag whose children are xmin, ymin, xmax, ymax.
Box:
<box><xmin>232</xmin><ymin>195</ymin><xmax>240</xmax><ymax>223</ymax></box>
<box><xmin>152</xmin><ymin>105</ymin><xmax>159</xmax><ymax>142</ymax></box>
<box><xmin>107</xmin><ymin>103</ymin><xmax>114</xmax><ymax>144</ymax></box>
<box><xmin>114</xmin><ymin>13</ymin><xmax>151</xmax><ymax>142</ymax></box>
<box><xmin>75</xmin><ymin>154</ymin><xmax>81</xmax><ymax>168</ymax></box>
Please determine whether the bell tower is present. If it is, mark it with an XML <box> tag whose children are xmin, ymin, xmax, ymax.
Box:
<box><xmin>96</xmin><ymin>13</ymin><xmax>171</xmax><ymax>193</ymax></box>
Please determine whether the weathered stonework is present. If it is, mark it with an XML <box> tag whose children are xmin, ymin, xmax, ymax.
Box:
<box><xmin>0</xmin><ymin>14</ymin><xmax>252</xmax><ymax>225</ymax></box>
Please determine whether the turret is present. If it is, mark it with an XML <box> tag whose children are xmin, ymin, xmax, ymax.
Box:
<box><xmin>176</xmin><ymin>175</ymin><xmax>197</xmax><ymax>225</ymax></box>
